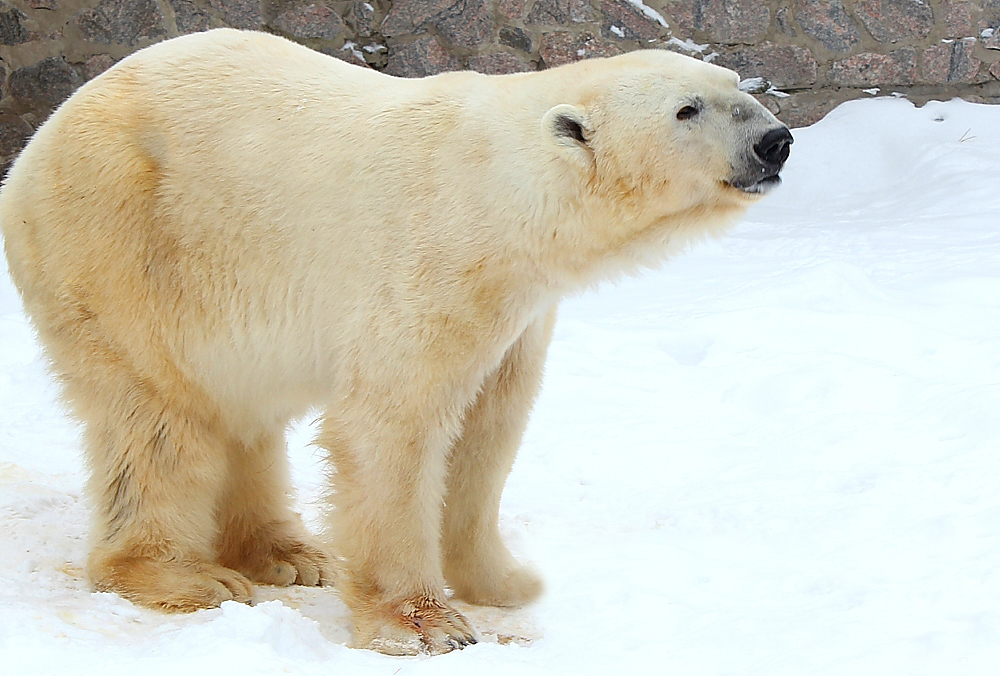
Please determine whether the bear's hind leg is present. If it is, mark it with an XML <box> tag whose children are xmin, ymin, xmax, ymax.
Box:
<box><xmin>215</xmin><ymin>431</ymin><xmax>329</xmax><ymax>588</ymax></box>
<box><xmin>441</xmin><ymin>308</ymin><xmax>556</xmax><ymax>607</ymax></box>
<box><xmin>81</xmin><ymin>384</ymin><xmax>254</xmax><ymax>612</ymax></box>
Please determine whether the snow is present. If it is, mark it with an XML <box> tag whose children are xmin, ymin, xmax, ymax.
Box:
<box><xmin>738</xmin><ymin>76</ymin><xmax>768</xmax><ymax>94</ymax></box>
<box><xmin>3</xmin><ymin>97</ymin><xmax>1000</xmax><ymax>673</ymax></box>
<box><xmin>625</xmin><ymin>0</ymin><xmax>669</xmax><ymax>29</ymax></box>
<box><xmin>666</xmin><ymin>36</ymin><xmax>710</xmax><ymax>54</ymax></box>
<box><xmin>340</xmin><ymin>41</ymin><xmax>365</xmax><ymax>62</ymax></box>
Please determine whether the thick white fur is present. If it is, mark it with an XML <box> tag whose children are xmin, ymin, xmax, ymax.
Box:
<box><xmin>0</xmin><ymin>29</ymin><xmax>780</xmax><ymax>654</ymax></box>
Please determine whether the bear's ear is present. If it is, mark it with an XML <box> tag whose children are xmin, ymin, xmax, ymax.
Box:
<box><xmin>542</xmin><ymin>104</ymin><xmax>594</xmax><ymax>169</ymax></box>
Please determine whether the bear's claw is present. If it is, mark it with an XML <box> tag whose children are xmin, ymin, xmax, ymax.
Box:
<box><xmin>359</xmin><ymin>596</ymin><xmax>479</xmax><ymax>655</ymax></box>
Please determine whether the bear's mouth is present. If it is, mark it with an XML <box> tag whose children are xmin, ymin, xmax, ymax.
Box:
<box><xmin>736</xmin><ymin>174</ymin><xmax>782</xmax><ymax>194</ymax></box>
<box><xmin>725</xmin><ymin>174</ymin><xmax>782</xmax><ymax>196</ymax></box>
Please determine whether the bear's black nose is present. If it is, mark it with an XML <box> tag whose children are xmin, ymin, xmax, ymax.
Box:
<box><xmin>754</xmin><ymin>127</ymin><xmax>793</xmax><ymax>168</ymax></box>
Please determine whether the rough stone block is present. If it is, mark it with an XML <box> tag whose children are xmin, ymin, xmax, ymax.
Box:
<box><xmin>208</xmin><ymin>0</ymin><xmax>263</xmax><ymax>30</ymax></box>
<box><xmin>795</xmin><ymin>0</ymin><xmax>860</xmax><ymax>53</ymax></box>
<box><xmin>382</xmin><ymin>0</ymin><xmax>454</xmax><ymax>35</ymax></box>
<box><xmin>600</xmin><ymin>0</ymin><xmax>665</xmax><ymax>41</ymax></box>
<box><xmin>384</xmin><ymin>35</ymin><xmax>461</xmax><ymax>77</ymax></box>
<box><xmin>382</xmin><ymin>0</ymin><xmax>491</xmax><ymax>49</ymax></box>
<box><xmin>922</xmin><ymin>39</ymin><xmax>980</xmax><ymax>83</ymax></box>
<box><xmin>667</xmin><ymin>0</ymin><xmax>770</xmax><ymax>44</ymax></box>
<box><xmin>170</xmin><ymin>0</ymin><xmax>212</xmax><ymax>34</ymax></box>
<box><xmin>28</xmin><ymin>0</ymin><xmax>58</xmax><ymax>8</ymax></box>
<box><xmin>9</xmin><ymin>56</ymin><xmax>85</xmax><ymax>110</ymax></box>
<box><xmin>436</xmin><ymin>0</ymin><xmax>492</xmax><ymax>48</ymax></box>
<box><xmin>273</xmin><ymin>4</ymin><xmax>345</xmax><ymax>40</ymax></box>
<box><xmin>0</xmin><ymin>113</ymin><xmax>32</xmax><ymax>157</ymax></box>
<box><xmin>0</xmin><ymin>1</ymin><xmax>32</xmax><ymax>45</ymax></box>
<box><xmin>949</xmin><ymin>39</ymin><xmax>980</xmax><ymax>81</ymax></box>
<box><xmin>829</xmin><ymin>48</ymin><xmax>918</xmax><ymax>86</ymax></box>
<box><xmin>497</xmin><ymin>0</ymin><xmax>527</xmax><ymax>20</ymax></box>
<box><xmin>539</xmin><ymin>31</ymin><xmax>622</xmax><ymax>68</ymax></box>
<box><xmin>526</xmin><ymin>0</ymin><xmax>596</xmax><ymax>26</ymax></box>
<box><xmin>75</xmin><ymin>0</ymin><xmax>167</xmax><ymax>45</ymax></box>
<box><xmin>468</xmin><ymin>51</ymin><xmax>535</xmax><ymax>73</ymax></box>
<box><xmin>944</xmin><ymin>40</ymin><xmax>977</xmax><ymax>82</ymax></box>
<box><xmin>775</xmin><ymin>6</ymin><xmax>795</xmax><ymax>36</ymax></box>
<box><xmin>715</xmin><ymin>45</ymin><xmax>817</xmax><ymax>89</ymax></box>
<box><xmin>82</xmin><ymin>53</ymin><xmax>115</xmax><ymax>80</ymax></box>
<box><xmin>855</xmin><ymin>0</ymin><xmax>933</xmax><ymax>43</ymax></box>
<box><xmin>990</xmin><ymin>60</ymin><xmax>1000</xmax><ymax>79</ymax></box>
<box><xmin>943</xmin><ymin>2</ymin><xmax>974</xmax><ymax>37</ymax></box>
<box><xmin>499</xmin><ymin>25</ymin><xmax>532</xmax><ymax>53</ymax></box>
<box><xmin>350</xmin><ymin>1</ymin><xmax>375</xmax><ymax>37</ymax></box>
<box><xmin>922</xmin><ymin>44</ymin><xmax>951</xmax><ymax>83</ymax></box>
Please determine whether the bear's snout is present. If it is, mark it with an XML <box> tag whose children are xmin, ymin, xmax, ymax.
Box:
<box><xmin>754</xmin><ymin>127</ymin><xmax>793</xmax><ymax>172</ymax></box>
<box><xmin>728</xmin><ymin>125</ymin><xmax>793</xmax><ymax>195</ymax></box>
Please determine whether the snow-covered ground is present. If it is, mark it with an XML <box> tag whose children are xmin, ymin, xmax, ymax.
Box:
<box><xmin>3</xmin><ymin>97</ymin><xmax>1000</xmax><ymax>675</ymax></box>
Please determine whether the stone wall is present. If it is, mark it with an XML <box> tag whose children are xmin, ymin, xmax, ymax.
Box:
<box><xmin>1</xmin><ymin>0</ymin><xmax>999</xmax><ymax>172</ymax></box>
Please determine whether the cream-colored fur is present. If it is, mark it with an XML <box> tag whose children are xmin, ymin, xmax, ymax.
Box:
<box><xmin>0</xmin><ymin>29</ymin><xmax>785</xmax><ymax>654</ymax></box>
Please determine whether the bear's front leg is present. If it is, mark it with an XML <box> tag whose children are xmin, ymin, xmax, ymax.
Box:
<box><xmin>442</xmin><ymin>307</ymin><xmax>556</xmax><ymax>607</ymax></box>
<box><xmin>319</xmin><ymin>369</ymin><xmax>481</xmax><ymax>655</ymax></box>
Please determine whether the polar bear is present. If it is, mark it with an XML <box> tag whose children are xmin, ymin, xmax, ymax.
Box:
<box><xmin>0</xmin><ymin>29</ymin><xmax>790</xmax><ymax>654</ymax></box>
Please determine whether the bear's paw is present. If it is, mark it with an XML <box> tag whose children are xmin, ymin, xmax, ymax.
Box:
<box><xmin>92</xmin><ymin>558</ymin><xmax>254</xmax><ymax>612</ymax></box>
<box><xmin>357</xmin><ymin>595</ymin><xmax>479</xmax><ymax>655</ymax></box>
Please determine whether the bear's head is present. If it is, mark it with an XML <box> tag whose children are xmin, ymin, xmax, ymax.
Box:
<box><xmin>539</xmin><ymin>50</ymin><xmax>791</xmax><ymax>254</ymax></box>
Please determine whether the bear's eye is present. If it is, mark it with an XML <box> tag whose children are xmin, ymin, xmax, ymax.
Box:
<box><xmin>676</xmin><ymin>105</ymin><xmax>699</xmax><ymax>121</ymax></box>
